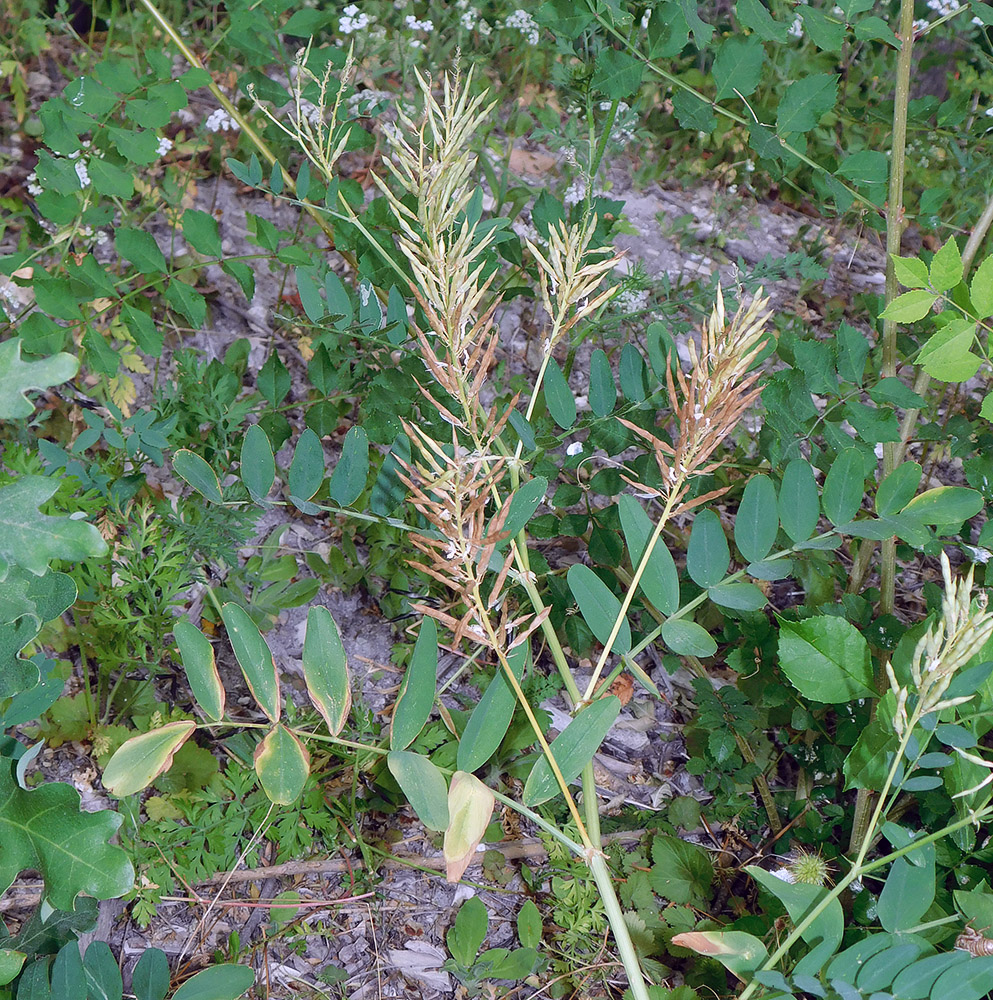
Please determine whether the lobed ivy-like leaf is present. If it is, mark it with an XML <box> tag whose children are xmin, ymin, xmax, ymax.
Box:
<box><xmin>0</xmin><ymin>477</ymin><xmax>108</xmax><ymax>582</ymax></box>
<box><xmin>0</xmin><ymin>763</ymin><xmax>134</xmax><ymax>910</ymax></box>
<box><xmin>0</xmin><ymin>338</ymin><xmax>79</xmax><ymax>420</ymax></box>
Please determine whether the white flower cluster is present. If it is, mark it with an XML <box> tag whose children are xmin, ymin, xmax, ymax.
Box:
<box><xmin>614</xmin><ymin>287</ymin><xmax>649</xmax><ymax>313</ymax></box>
<box><xmin>156</xmin><ymin>136</ymin><xmax>173</xmax><ymax>156</ymax></box>
<box><xmin>459</xmin><ymin>6</ymin><xmax>492</xmax><ymax>34</ymax></box>
<box><xmin>205</xmin><ymin>108</ymin><xmax>238</xmax><ymax>133</ymax></box>
<box><xmin>913</xmin><ymin>17</ymin><xmax>929</xmax><ymax>32</ymax></box>
<box><xmin>503</xmin><ymin>9</ymin><xmax>539</xmax><ymax>45</ymax></box>
<box><xmin>404</xmin><ymin>14</ymin><xmax>433</xmax><ymax>31</ymax></box>
<box><xmin>926</xmin><ymin>0</ymin><xmax>960</xmax><ymax>13</ymax></box>
<box><xmin>340</xmin><ymin>4</ymin><xmax>371</xmax><ymax>33</ymax></box>
<box><xmin>788</xmin><ymin>15</ymin><xmax>803</xmax><ymax>37</ymax></box>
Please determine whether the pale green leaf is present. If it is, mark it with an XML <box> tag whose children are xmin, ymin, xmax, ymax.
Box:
<box><xmin>254</xmin><ymin>724</ymin><xmax>310</xmax><ymax>805</ymax></box>
<box><xmin>102</xmin><ymin>722</ymin><xmax>197</xmax><ymax>797</ymax></box>
<box><xmin>302</xmin><ymin>606</ymin><xmax>351</xmax><ymax>736</ymax></box>
<box><xmin>444</xmin><ymin>771</ymin><xmax>494</xmax><ymax>882</ymax></box>
<box><xmin>969</xmin><ymin>254</ymin><xmax>993</xmax><ymax>317</ymax></box>
<box><xmin>890</xmin><ymin>254</ymin><xmax>930</xmax><ymax>290</ymax></box>
<box><xmin>220</xmin><ymin>602</ymin><xmax>281</xmax><ymax>722</ymax></box>
<box><xmin>879</xmin><ymin>289</ymin><xmax>939</xmax><ymax>322</ymax></box>
<box><xmin>0</xmin><ymin>339</ymin><xmax>78</xmax><ymax>419</ymax></box>
<box><xmin>0</xmin><ymin>477</ymin><xmax>108</xmax><ymax>581</ymax></box>
<box><xmin>929</xmin><ymin>236</ymin><xmax>964</xmax><ymax>292</ymax></box>
<box><xmin>174</xmin><ymin>619</ymin><xmax>225</xmax><ymax>722</ymax></box>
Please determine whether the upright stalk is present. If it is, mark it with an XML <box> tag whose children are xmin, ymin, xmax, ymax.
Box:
<box><xmin>849</xmin><ymin>0</ymin><xmax>915</xmax><ymax>856</ymax></box>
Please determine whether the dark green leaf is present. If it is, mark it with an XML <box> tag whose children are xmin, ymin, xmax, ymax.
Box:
<box><xmin>327</xmin><ymin>426</ymin><xmax>369</xmax><ymax>506</ymax></box>
<box><xmin>776</xmin><ymin>74</ymin><xmax>838</xmax><ymax>137</ymax></box>
<box><xmin>686</xmin><ymin>509</ymin><xmax>730</xmax><ymax>588</ymax></box>
<box><xmin>661</xmin><ymin>618</ymin><xmax>717</xmax><ymax>657</ymax></box>
<box><xmin>708</xmin><ymin>582</ymin><xmax>767</xmax><ymax>611</ymax></box>
<box><xmin>778</xmin><ymin>616</ymin><xmax>875</xmax><ymax>702</ymax></box>
<box><xmin>822</xmin><ymin>447</ymin><xmax>864</xmax><ymax>525</ymax></box>
<box><xmin>130</xmin><ymin>949</ymin><xmax>169</xmax><ymax>1000</ymax></box>
<box><xmin>502</xmin><ymin>477</ymin><xmax>548</xmax><ymax>542</ymax></box>
<box><xmin>590</xmin><ymin>49</ymin><xmax>644</xmax><ymax>100</ymax></box>
<box><xmin>170</xmin><ymin>964</ymin><xmax>255</xmax><ymax>1000</ymax></box>
<box><xmin>458</xmin><ymin>641</ymin><xmax>527</xmax><ymax>772</ymax></box>
<box><xmin>114</xmin><ymin>228</ymin><xmax>166</xmax><ymax>273</ymax></box>
<box><xmin>877</xmin><ymin>845</ymin><xmax>935</xmax><ymax>932</ymax></box>
<box><xmin>650</xmin><ymin>835</ymin><xmax>714</xmax><ymax>905</ymax></box>
<box><xmin>735</xmin><ymin>0</ymin><xmax>789</xmax><ymax>41</ymax></box>
<box><xmin>617</xmin><ymin>495</ymin><xmax>679</xmax><ymax>615</ymax></box>
<box><xmin>181</xmin><ymin>210</ymin><xmax>222</xmax><ymax>257</ymax></box>
<box><xmin>543</xmin><ymin>357</ymin><xmax>576</xmax><ymax>428</ymax></box>
<box><xmin>82</xmin><ymin>941</ymin><xmax>122</xmax><ymax>1000</ymax></box>
<box><xmin>735</xmin><ymin>475</ymin><xmax>778</xmax><ymax>562</ymax></box>
<box><xmin>387</xmin><ymin>751</ymin><xmax>449</xmax><ymax>831</ymax></box>
<box><xmin>172</xmin><ymin>450</ymin><xmax>223</xmax><ymax>503</ymax></box>
<box><xmin>589</xmin><ymin>349</ymin><xmax>616</xmax><ymax>417</ymax></box>
<box><xmin>713</xmin><ymin>34</ymin><xmax>764</xmax><ymax>100</ymax></box>
<box><xmin>288</xmin><ymin>428</ymin><xmax>325</xmax><ymax>503</ymax></box>
<box><xmin>220</xmin><ymin>602</ymin><xmax>280</xmax><ymax>722</ymax></box>
<box><xmin>876</xmin><ymin>462</ymin><xmax>923</xmax><ymax>516</ymax></box>
<box><xmin>240</xmin><ymin>424</ymin><xmax>275</xmax><ymax>502</ymax></box>
<box><xmin>258</xmin><ymin>352</ymin><xmax>290</xmax><ymax>408</ymax></box>
<box><xmin>567</xmin><ymin>564</ymin><xmax>630</xmax><ymax>654</ymax></box>
<box><xmin>778</xmin><ymin>460</ymin><xmax>819</xmax><ymax>543</ymax></box>
<box><xmin>391</xmin><ymin>617</ymin><xmax>437</xmax><ymax>751</ymax></box>
<box><xmin>522</xmin><ymin>696</ymin><xmax>621</xmax><ymax>806</ymax></box>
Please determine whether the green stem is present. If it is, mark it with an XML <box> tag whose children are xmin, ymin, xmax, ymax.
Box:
<box><xmin>852</xmin><ymin>0</ymin><xmax>915</xmax><ymax>857</ymax></box>
<box><xmin>589</xmin><ymin>852</ymin><xmax>652</xmax><ymax>1000</ymax></box>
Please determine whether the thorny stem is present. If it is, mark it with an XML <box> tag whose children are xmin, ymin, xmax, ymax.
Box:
<box><xmin>850</xmin><ymin>0</ymin><xmax>915</xmax><ymax>858</ymax></box>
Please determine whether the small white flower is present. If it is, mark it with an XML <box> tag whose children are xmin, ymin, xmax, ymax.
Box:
<box><xmin>614</xmin><ymin>288</ymin><xmax>649</xmax><ymax>313</ymax></box>
<box><xmin>340</xmin><ymin>3</ymin><xmax>371</xmax><ymax>33</ymax></box>
<box><xmin>156</xmin><ymin>136</ymin><xmax>173</xmax><ymax>156</ymax></box>
<box><xmin>504</xmin><ymin>8</ymin><xmax>539</xmax><ymax>45</ymax></box>
<box><xmin>788</xmin><ymin>15</ymin><xmax>803</xmax><ymax>38</ymax></box>
<box><xmin>566</xmin><ymin>441</ymin><xmax>583</xmax><ymax>457</ymax></box>
<box><xmin>913</xmin><ymin>18</ymin><xmax>930</xmax><ymax>32</ymax></box>
<box><xmin>74</xmin><ymin>159</ymin><xmax>91</xmax><ymax>188</ymax></box>
<box><xmin>205</xmin><ymin>108</ymin><xmax>238</xmax><ymax>133</ymax></box>
<box><xmin>26</xmin><ymin>170</ymin><xmax>43</xmax><ymax>197</ymax></box>
<box><xmin>404</xmin><ymin>14</ymin><xmax>433</xmax><ymax>31</ymax></box>
<box><xmin>973</xmin><ymin>15</ymin><xmax>985</xmax><ymax>25</ymax></box>
<box><xmin>926</xmin><ymin>0</ymin><xmax>960</xmax><ymax>12</ymax></box>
